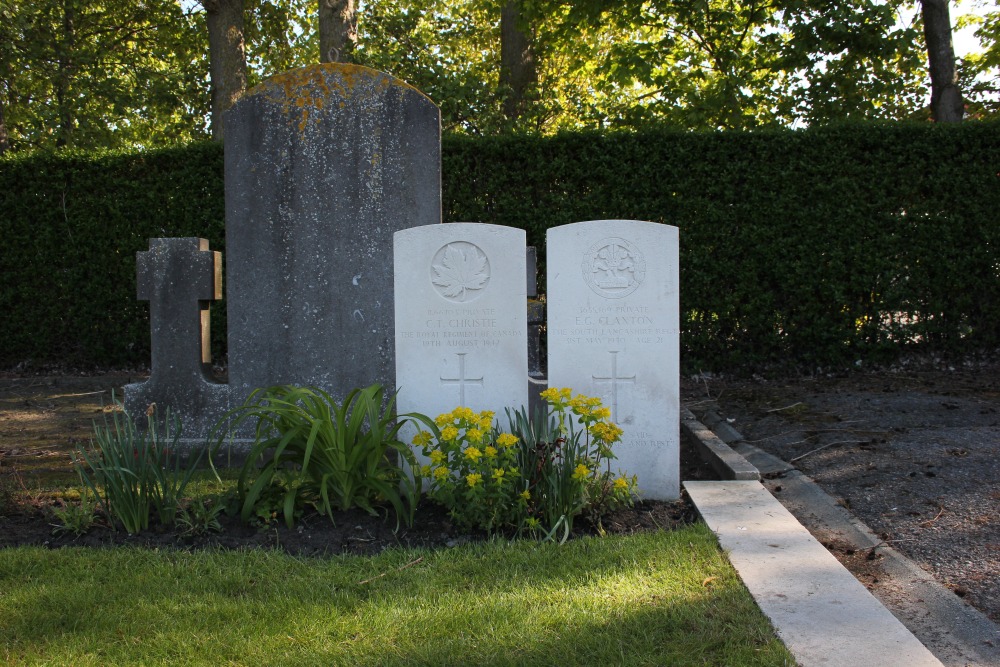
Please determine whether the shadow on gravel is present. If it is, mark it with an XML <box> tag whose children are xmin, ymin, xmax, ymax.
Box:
<box><xmin>684</xmin><ymin>362</ymin><xmax>1000</xmax><ymax>625</ymax></box>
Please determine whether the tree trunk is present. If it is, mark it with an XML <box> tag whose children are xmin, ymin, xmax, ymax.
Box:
<box><xmin>920</xmin><ymin>0</ymin><xmax>964</xmax><ymax>122</ymax></box>
<box><xmin>56</xmin><ymin>0</ymin><xmax>76</xmax><ymax>147</ymax></box>
<box><xmin>204</xmin><ymin>0</ymin><xmax>247</xmax><ymax>141</ymax></box>
<box><xmin>319</xmin><ymin>0</ymin><xmax>357</xmax><ymax>64</ymax></box>
<box><xmin>0</xmin><ymin>96</ymin><xmax>8</xmax><ymax>155</ymax></box>
<box><xmin>500</xmin><ymin>0</ymin><xmax>537</xmax><ymax>121</ymax></box>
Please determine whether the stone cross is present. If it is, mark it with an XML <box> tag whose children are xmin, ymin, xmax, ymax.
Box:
<box><xmin>124</xmin><ymin>238</ymin><xmax>229</xmax><ymax>438</ymax></box>
<box><xmin>440</xmin><ymin>352</ymin><xmax>485</xmax><ymax>405</ymax></box>
<box><xmin>591</xmin><ymin>350</ymin><xmax>636</xmax><ymax>421</ymax></box>
<box><xmin>136</xmin><ymin>238</ymin><xmax>221</xmax><ymax>380</ymax></box>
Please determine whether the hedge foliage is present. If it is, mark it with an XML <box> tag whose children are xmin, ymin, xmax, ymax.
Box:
<box><xmin>2</xmin><ymin>123</ymin><xmax>999</xmax><ymax>373</ymax></box>
<box><xmin>0</xmin><ymin>142</ymin><xmax>226</xmax><ymax>368</ymax></box>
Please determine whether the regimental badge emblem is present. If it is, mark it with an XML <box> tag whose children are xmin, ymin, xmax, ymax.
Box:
<box><xmin>430</xmin><ymin>241</ymin><xmax>491</xmax><ymax>303</ymax></box>
<box><xmin>582</xmin><ymin>238</ymin><xmax>645</xmax><ymax>298</ymax></box>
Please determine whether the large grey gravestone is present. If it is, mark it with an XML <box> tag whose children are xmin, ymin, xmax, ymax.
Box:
<box><xmin>124</xmin><ymin>238</ymin><xmax>228</xmax><ymax>438</ymax></box>
<box><xmin>224</xmin><ymin>63</ymin><xmax>441</xmax><ymax>408</ymax></box>
<box><xmin>546</xmin><ymin>220</ymin><xmax>680</xmax><ymax>499</ymax></box>
<box><xmin>394</xmin><ymin>223</ymin><xmax>528</xmax><ymax>454</ymax></box>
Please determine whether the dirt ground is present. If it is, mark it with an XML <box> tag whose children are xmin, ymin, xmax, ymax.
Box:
<box><xmin>685</xmin><ymin>359</ymin><xmax>1000</xmax><ymax>625</ymax></box>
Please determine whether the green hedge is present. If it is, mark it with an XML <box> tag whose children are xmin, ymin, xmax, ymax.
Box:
<box><xmin>444</xmin><ymin>123</ymin><xmax>1000</xmax><ymax>370</ymax></box>
<box><xmin>2</xmin><ymin>122</ymin><xmax>999</xmax><ymax>372</ymax></box>
<box><xmin>0</xmin><ymin>143</ymin><xmax>226</xmax><ymax>367</ymax></box>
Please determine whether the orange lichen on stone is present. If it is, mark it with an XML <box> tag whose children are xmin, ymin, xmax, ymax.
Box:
<box><xmin>239</xmin><ymin>64</ymin><xmax>435</xmax><ymax>138</ymax></box>
<box><xmin>246</xmin><ymin>64</ymin><xmax>431</xmax><ymax>109</ymax></box>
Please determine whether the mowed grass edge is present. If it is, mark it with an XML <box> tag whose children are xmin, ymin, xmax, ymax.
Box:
<box><xmin>0</xmin><ymin>524</ymin><xmax>793</xmax><ymax>666</ymax></box>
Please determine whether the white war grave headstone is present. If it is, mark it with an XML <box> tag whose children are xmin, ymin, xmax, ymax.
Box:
<box><xmin>394</xmin><ymin>224</ymin><xmax>529</xmax><ymax>462</ymax></box>
<box><xmin>546</xmin><ymin>220</ymin><xmax>680</xmax><ymax>499</ymax></box>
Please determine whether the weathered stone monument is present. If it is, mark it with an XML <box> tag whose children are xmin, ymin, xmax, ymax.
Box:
<box><xmin>124</xmin><ymin>238</ymin><xmax>228</xmax><ymax>435</ymax></box>
<box><xmin>394</xmin><ymin>224</ymin><xmax>528</xmax><ymax>444</ymax></box>
<box><xmin>125</xmin><ymin>63</ymin><xmax>441</xmax><ymax>438</ymax></box>
<box><xmin>225</xmin><ymin>64</ymin><xmax>441</xmax><ymax>409</ymax></box>
<box><xmin>546</xmin><ymin>220</ymin><xmax>680</xmax><ymax>499</ymax></box>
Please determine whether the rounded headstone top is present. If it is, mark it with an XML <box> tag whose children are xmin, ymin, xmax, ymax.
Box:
<box><xmin>242</xmin><ymin>63</ymin><xmax>434</xmax><ymax>108</ymax></box>
<box><xmin>231</xmin><ymin>64</ymin><xmax>439</xmax><ymax>139</ymax></box>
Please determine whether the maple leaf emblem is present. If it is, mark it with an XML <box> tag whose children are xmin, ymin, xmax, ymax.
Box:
<box><xmin>432</xmin><ymin>244</ymin><xmax>489</xmax><ymax>301</ymax></box>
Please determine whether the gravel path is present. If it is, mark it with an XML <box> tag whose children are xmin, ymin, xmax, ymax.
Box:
<box><xmin>685</xmin><ymin>364</ymin><xmax>1000</xmax><ymax>625</ymax></box>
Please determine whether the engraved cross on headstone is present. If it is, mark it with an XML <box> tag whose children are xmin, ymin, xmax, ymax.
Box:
<box><xmin>592</xmin><ymin>350</ymin><xmax>636</xmax><ymax>421</ymax></box>
<box><xmin>440</xmin><ymin>352</ymin><xmax>484</xmax><ymax>406</ymax></box>
<box><xmin>136</xmin><ymin>238</ymin><xmax>222</xmax><ymax>383</ymax></box>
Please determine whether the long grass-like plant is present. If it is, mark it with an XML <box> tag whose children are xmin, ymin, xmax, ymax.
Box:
<box><xmin>505</xmin><ymin>404</ymin><xmax>580</xmax><ymax>540</ymax></box>
<box><xmin>507</xmin><ymin>388</ymin><xmax>637</xmax><ymax>541</ymax></box>
<box><xmin>74</xmin><ymin>399</ymin><xmax>206</xmax><ymax>534</ymax></box>
<box><xmin>222</xmin><ymin>384</ymin><xmax>420</xmax><ymax>529</ymax></box>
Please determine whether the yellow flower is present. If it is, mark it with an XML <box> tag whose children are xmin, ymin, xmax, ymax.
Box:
<box><xmin>433</xmin><ymin>466</ymin><xmax>449</xmax><ymax>480</ymax></box>
<box><xmin>429</xmin><ymin>449</ymin><xmax>446</xmax><ymax>465</ymax></box>
<box><xmin>441</xmin><ymin>426</ymin><xmax>459</xmax><ymax>442</ymax></box>
<box><xmin>614</xmin><ymin>476</ymin><xmax>629</xmax><ymax>490</ymax></box>
<box><xmin>478</xmin><ymin>410</ymin><xmax>495</xmax><ymax>424</ymax></box>
<box><xmin>590</xmin><ymin>422</ymin><xmax>623</xmax><ymax>443</ymax></box>
<box><xmin>455</xmin><ymin>406</ymin><xmax>476</xmax><ymax>422</ymax></box>
<box><xmin>477</xmin><ymin>416</ymin><xmax>493</xmax><ymax>430</ymax></box>
<box><xmin>572</xmin><ymin>464</ymin><xmax>590</xmax><ymax>481</ymax></box>
<box><xmin>466</xmin><ymin>473</ymin><xmax>482</xmax><ymax>487</ymax></box>
<box><xmin>520</xmin><ymin>490</ymin><xmax>531</xmax><ymax>501</ymax></box>
<box><xmin>412</xmin><ymin>430</ymin><xmax>433</xmax><ymax>447</ymax></box>
<box><xmin>464</xmin><ymin>446</ymin><xmax>482</xmax><ymax>463</ymax></box>
<box><xmin>467</xmin><ymin>428</ymin><xmax>484</xmax><ymax>444</ymax></box>
<box><xmin>484</xmin><ymin>445</ymin><xmax>498</xmax><ymax>458</ymax></box>
<box><xmin>496</xmin><ymin>433</ymin><xmax>518</xmax><ymax>448</ymax></box>
<box><xmin>492</xmin><ymin>468</ymin><xmax>505</xmax><ymax>481</ymax></box>
<box><xmin>593</xmin><ymin>407</ymin><xmax>611</xmax><ymax>420</ymax></box>
<box><xmin>420</xmin><ymin>465</ymin><xmax>432</xmax><ymax>477</ymax></box>
<box><xmin>539</xmin><ymin>388</ymin><xmax>560</xmax><ymax>402</ymax></box>
<box><xmin>559</xmin><ymin>388</ymin><xmax>572</xmax><ymax>399</ymax></box>
<box><xmin>434</xmin><ymin>412</ymin><xmax>453</xmax><ymax>427</ymax></box>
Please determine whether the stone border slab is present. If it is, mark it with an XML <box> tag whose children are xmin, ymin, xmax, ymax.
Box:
<box><xmin>680</xmin><ymin>407</ymin><xmax>759</xmax><ymax>480</ymax></box>
<box><xmin>685</xmin><ymin>480</ymin><xmax>943</xmax><ymax>667</ymax></box>
<box><xmin>688</xmin><ymin>403</ymin><xmax>1000</xmax><ymax>666</ymax></box>
<box><xmin>734</xmin><ymin>441</ymin><xmax>1000</xmax><ymax>667</ymax></box>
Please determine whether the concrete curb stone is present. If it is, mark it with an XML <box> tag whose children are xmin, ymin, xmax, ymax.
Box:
<box><xmin>682</xmin><ymin>405</ymin><xmax>1000</xmax><ymax>667</ymax></box>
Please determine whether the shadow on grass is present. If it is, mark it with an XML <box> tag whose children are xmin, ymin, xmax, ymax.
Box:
<box><xmin>0</xmin><ymin>526</ymin><xmax>793</xmax><ymax>665</ymax></box>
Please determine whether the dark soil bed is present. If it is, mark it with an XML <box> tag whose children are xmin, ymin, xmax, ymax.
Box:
<box><xmin>0</xmin><ymin>497</ymin><xmax>701</xmax><ymax>558</ymax></box>
<box><xmin>0</xmin><ymin>377</ymin><xmax>715</xmax><ymax>556</ymax></box>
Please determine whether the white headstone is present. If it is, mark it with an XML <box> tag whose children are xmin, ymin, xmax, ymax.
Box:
<box><xmin>394</xmin><ymin>223</ymin><xmax>529</xmax><ymax>451</ymax></box>
<box><xmin>546</xmin><ymin>220</ymin><xmax>680</xmax><ymax>499</ymax></box>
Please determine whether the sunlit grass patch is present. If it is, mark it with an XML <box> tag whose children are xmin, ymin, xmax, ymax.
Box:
<box><xmin>0</xmin><ymin>524</ymin><xmax>792</xmax><ymax>666</ymax></box>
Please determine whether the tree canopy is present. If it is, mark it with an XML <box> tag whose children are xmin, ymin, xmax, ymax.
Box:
<box><xmin>0</xmin><ymin>0</ymin><xmax>209</xmax><ymax>151</ymax></box>
<box><xmin>1</xmin><ymin>0</ymin><xmax>997</xmax><ymax>153</ymax></box>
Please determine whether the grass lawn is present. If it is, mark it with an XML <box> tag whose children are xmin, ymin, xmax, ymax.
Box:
<box><xmin>0</xmin><ymin>523</ymin><xmax>793</xmax><ymax>666</ymax></box>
